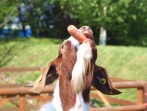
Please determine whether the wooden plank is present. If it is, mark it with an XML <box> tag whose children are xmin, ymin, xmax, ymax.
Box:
<box><xmin>143</xmin><ymin>82</ymin><xmax>147</xmax><ymax>103</ymax></box>
<box><xmin>90</xmin><ymin>93</ymin><xmax>136</xmax><ymax>105</ymax></box>
<box><xmin>26</xmin><ymin>94</ymin><xmax>53</xmax><ymax>103</ymax></box>
<box><xmin>90</xmin><ymin>104</ymin><xmax>146</xmax><ymax>111</ymax></box>
<box><xmin>112</xmin><ymin>81</ymin><xmax>145</xmax><ymax>89</ymax></box>
<box><xmin>0</xmin><ymin>84</ymin><xmax>24</xmax><ymax>88</ymax></box>
<box><xmin>19</xmin><ymin>95</ymin><xmax>26</xmax><ymax>111</ymax></box>
<box><xmin>25</xmin><ymin>105</ymin><xmax>40</xmax><ymax>110</ymax></box>
<box><xmin>111</xmin><ymin>77</ymin><xmax>133</xmax><ymax>82</ymax></box>
<box><xmin>0</xmin><ymin>105</ymin><xmax>39</xmax><ymax>111</ymax></box>
<box><xmin>0</xmin><ymin>67</ymin><xmax>40</xmax><ymax>72</ymax></box>
<box><xmin>105</xmin><ymin>96</ymin><xmax>136</xmax><ymax>105</ymax></box>
<box><xmin>91</xmin><ymin>81</ymin><xmax>145</xmax><ymax>90</ymax></box>
<box><xmin>0</xmin><ymin>107</ymin><xmax>18</xmax><ymax>111</ymax></box>
<box><xmin>137</xmin><ymin>88</ymin><xmax>143</xmax><ymax>104</ymax></box>
<box><xmin>96</xmin><ymin>90</ymin><xmax>111</xmax><ymax>107</ymax></box>
<box><xmin>10</xmin><ymin>99</ymin><xmax>19</xmax><ymax>107</ymax></box>
<box><xmin>31</xmin><ymin>95</ymin><xmax>49</xmax><ymax>102</ymax></box>
<box><xmin>1</xmin><ymin>81</ymin><xmax>144</xmax><ymax>96</ymax></box>
<box><xmin>0</xmin><ymin>85</ymin><xmax>55</xmax><ymax>96</ymax></box>
<box><xmin>0</xmin><ymin>98</ymin><xmax>10</xmax><ymax>107</ymax></box>
<box><xmin>143</xmin><ymin>82</ymin><xmax>147</xmax><ymax>111</ymax></box>
<box><xmin>0</xmin><ymin>80</ymin><xmax>146</xmax><ymax>111</ymax></box>
<box><xmin>0</xmin><ymin>95</ymin><xmax>16</xmax><ymax>107</ymax></box>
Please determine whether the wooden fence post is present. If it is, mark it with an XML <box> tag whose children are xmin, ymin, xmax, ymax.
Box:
<box><xmin>137</xmin><ymin>88</ymin><xmax>143</xmax><ymax>104</ymax></box>
<box><xmin>19</xmin><ymin>94</ymin><xmax>26</xmax><ymax>111</ymax></box>
<box><xmin>143</xmin><ymin>82</ymin><xmax>147</xmax><ymax>111</ymax></box>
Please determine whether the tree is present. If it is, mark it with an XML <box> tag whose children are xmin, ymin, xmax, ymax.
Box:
<box><xmin>0</xmin><ymin>0</ymin><xmax>147</xmax><ymax>46</ymax></box>
<box><xmin>0</xmin><ymin>0</ymin><xmax>17</xmax><ymax>28</ymax></box>
<box><xmin>23</xmin><ymin>0</ymin><xmax>76</xmax><ymax>38</ymax></box>
<box><xmin>50</xmin><ymin>0</ymin><xmax>147</xmax><ymax>46</ymax></box>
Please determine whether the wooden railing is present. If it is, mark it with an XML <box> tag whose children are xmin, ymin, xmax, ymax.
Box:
<box><xmin>0</xmin><ymin>67</ymin><xmax>147</xmax><ymax>111</ymax></box>
<box><xmin>0</xmin><ymin>82</ymin><xmax>147</xmax><ymax>111</ymax></box>
<box><xmin>90</xmin><ymin>81</ymin><xmax>147</xmax><ymax>111</ymax></box>
<box><xmin>0</xmin><ymin>67</ymin><xmax>40</xmax><ymax>72</ymax></box>
<box><xmin>0</xmin><ymin>84</ymin><xmax>54</xmax><ymax>111</ymax></box>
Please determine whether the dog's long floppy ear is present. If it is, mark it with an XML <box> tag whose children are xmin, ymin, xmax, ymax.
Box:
<box><xmin>92</xmin><ymin>65</ymin><xmax>121</xmax><ymax>95</ymax></box>
<box><xmin>31</xmin><ymin>62</ymin><xmax>58</xmax><ymax>93</ymax></box>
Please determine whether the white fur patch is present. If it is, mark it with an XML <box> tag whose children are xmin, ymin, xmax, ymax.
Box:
<box><xmin>68</xmin><ymin>36</ymin><xmax>80</xmax><ymax>50</ymax></box>
<box><xmin>39</xmin><ymin>101</ymin><xmax>54</xmax><ymax>111</ymax></box>
<box><xmin>39</xmin><ymin>81</ymin><xmax>63</xmax><ymax>111</ymax></box>
<box><xmin>69</xmin><ymin>92</ymin><xmax>90</xmax><ymax>111</ymax></box>
<box><xmin>40</xmin><ymin>88</ymin><xmax>90</xmax><ymax>111</ymax></box>
<box><xmin>71</xmin><ymin>42</ymin><xmax>92</xmax><ymax>93</ymax></box>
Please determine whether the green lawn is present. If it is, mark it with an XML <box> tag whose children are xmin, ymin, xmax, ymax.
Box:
<box><xmin>1</xmin><ymin>37</ymin><xmax>147</xmax><ymax>80</ymax></box>
<box><xmin>0</xmin><ymin>37</ymin><xmax>147</xmax><ymax>103</ymax></box>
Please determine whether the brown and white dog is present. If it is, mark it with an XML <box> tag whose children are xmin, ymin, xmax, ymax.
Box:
<box><xmin>31</xmin><ymin>26</ymin><xmax>121</xmax><ymax>111</ymax></box>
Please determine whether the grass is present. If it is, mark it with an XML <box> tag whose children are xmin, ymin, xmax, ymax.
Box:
<box><xmin>97</xmin><ymin>46</ymin><xmax>147</xmax><ymax>80</ymax></box>
<box><xmin>0</xmin><ymin>37</ymin><xmax>62</xmax><ymax>67</ymax></box>
<box><xmin>0</xmin><ymin>37</ymin><xmax>147</xmax><ymax>105</ymax></box>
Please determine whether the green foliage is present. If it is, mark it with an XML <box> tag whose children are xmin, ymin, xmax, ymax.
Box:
<box><xmin>0</xmin><ymin>0</ymin><xmax>147</xmax><ymax>46</ymax></box>
<box><xmin>50</xmin><ymin>0</ymin><xmax>147</xmax><ymax>46</ymax></box>
<box><xmin>0</xmin><ymin>0</ymin><xmax>17</xmax><ymax>23</ymax></box>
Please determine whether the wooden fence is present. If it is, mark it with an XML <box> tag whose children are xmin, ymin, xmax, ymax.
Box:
<box><xmin>0</xmin><ymin>67</ymin><xmax>147</xmax><ymax>111</ymax></box>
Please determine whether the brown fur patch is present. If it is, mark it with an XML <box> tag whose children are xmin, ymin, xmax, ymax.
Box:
<box><xmin>57</xmin><ymin>40</ymin><xmax>77</xmax><ymax>110</ymax></box>
<box><xmin>60</xmin><ymin>75</ymin><xmax>76</xmax><ymax>111</ymax></box>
